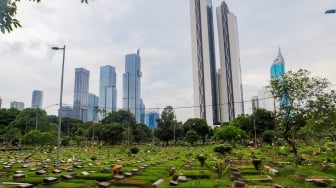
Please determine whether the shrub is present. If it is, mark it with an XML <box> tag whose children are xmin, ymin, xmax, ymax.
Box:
<box><xmin>90</xmin><ymin>156</ymin><xmax>97</xmax><ymax>161</ymax></box>
<box><xmin>196</xmin><ymin>154</ymin><xmax>207</xmax><ymax>167</ymax></box>
<box><xmin>130</xmin><ymin>147</ymin><xmax>139</xmax><ymax>155</ymax></box>
<box><xmin>214</xmin><ymin>143</ymin><xmax>232</xmax><ymax>155</ymax></box>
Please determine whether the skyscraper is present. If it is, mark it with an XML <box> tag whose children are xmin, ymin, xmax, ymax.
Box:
<box><xmin>190</xmin><ymin>0</ymin><xmax>219</xmax><ymax>126</ymax></box>
<box><xmin>0</xmin><ymin>96</ymin><xmax>2</xmax><ymax>109</ymax></box>
<box><xmin>145</xmin><ymin>111</ymin><xmax>160</xmax><ymax>128</ymax></box>
<box><xmin>31</xmin><ymin>90</ymin><xmax>43</xmax><ymax>109</ymax></box>
<box><xmin>73</xmin><ymin>68</ymin><xmax>90</xmax><ymax>122</ymax></box>
<box><xmin>270</xmin><ymin>48</ymin><xmax>287</xmax><ymax>109</ymax></box>
<box><xmin>10</xmin><ymin>101</ymin><xmax>24</xmax><ymax>111</ymax></box>
<box><xmin>271</xmin><ymin>48</ymin><xmax>285</xmax><ymax>78</ymax></box>
<box><xmin>123</xmin><ymin>49</ymin><xmax>143</xmax><ymax>122</ymax></box>
<box><xmin>99</xmin><ymin>65</ymin><xmax>117</xmax><ymax>119</ymax></box>
<box><xmin>88</xmin><ymin>93</ymin><xmax>99</xmax><ymax>122</ymax></box>
<box><xmin>216</xmin><ymin>1</ymin><xmax>244</xmax><ymax>122</ymax></box>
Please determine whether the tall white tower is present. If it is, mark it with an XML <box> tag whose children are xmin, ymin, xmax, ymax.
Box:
<box><xmin>216</xmin><ymin>1</ymin><xmax>244</xmax><ymax>122</ymax></box>
<box><xmin>190</xmin><ymin>0</ymin><xmax>219</xmax><ymax>126</ymax></box>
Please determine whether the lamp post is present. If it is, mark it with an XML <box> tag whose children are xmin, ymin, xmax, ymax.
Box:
<box><xmin>51</xmin><ymin>45</ymin><xmax>65</xmax><ymax>168</ymax></box>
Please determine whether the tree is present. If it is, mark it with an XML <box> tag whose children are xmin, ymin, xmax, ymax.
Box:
<box><xmin>214</xmin><ymin>125</ymin><xmax>248</xmax><ymax>143</ymax></box>
<box><xmin>270</xmin><ymin>69</ymin><xmax>330</xmax><ymax>158</ymax></box>
<box><xmin>1</xmin><ymin>0</ymin><xmax>90</xmax><ymax>33</ymax></box>
<box><xmin>0</xmin><ymin>126</ymin><xmax>21</xmax><ymax>146</ymax></box>
<box><xmin>0</xmin><ymin>0</ymin><xmax>41</xmax><ymax>33</ymax></box>
<box><xmin>156</xmin><ymin>106</ymin><xmax>178</xmax><ymax>145</ymax></box>
<box><xmin>97</xmin><ymin>122</ymin><xmax>124</xmax><ymax>145</ymax></box>
<box><xmin>9</xmin><ymin>108</ymin><xmax>51</xmax><ymax>134</ymax></box>
<box><xmin>307</xmin><ymin>90</ymin><xmax>336</xmax><ymax>149</ymax></box>
<box><xmin>183</xmin><ymin>118</ymin><xmax>210</xmax><ymax>144</ymax></box>
<box><xmin>184</xmin><ymin>130</ymin><xmax>199</xmax><ymax>146</ymax></box>
<box><xmin>133</xmin><ymin>123</ymin><xmax>151</xmax><ymax>143</ymax></box>
<box><xmin>0</xmin><ymin>108</ymin><xmax>20</xmax><ymax>126</ymax></box>
<box><xmin>102</xmin><ymin>109</ymin><xmax>136</xmax><ymax>128</ymax></box>
<box><xmin>262</xmin><ymin>130</ymin><xmax>276</xmax><ymax>146</ymax></box>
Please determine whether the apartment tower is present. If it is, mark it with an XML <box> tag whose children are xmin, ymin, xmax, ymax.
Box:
<box><xmin>190</xmin><ymin>0</ymin><xmax>219</xmax><ymax>126</ymax></box>
<box><xmin>216</xmin><ymin>1</ymin><xmax>244</xmax><ymax>122</ymax></box>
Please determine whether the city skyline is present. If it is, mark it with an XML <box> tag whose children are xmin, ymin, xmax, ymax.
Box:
<box><xmin>1</xmin><ymin>0</ymin><xmax>336</xmax><ymax>122</ymax></box>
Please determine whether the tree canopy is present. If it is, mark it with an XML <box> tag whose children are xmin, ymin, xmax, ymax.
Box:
<box><xmin>270</xmin><ymin>69</ymin><xmax>330</xmax><ymax>158</ymax></box>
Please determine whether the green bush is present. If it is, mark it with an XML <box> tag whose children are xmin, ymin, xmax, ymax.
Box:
<box><xmin>214</xmin><ymin>143</ymin><xmax>232</xmax><ymax>155</ymax></box>
<box><xmin>130</xmin><ymin>147</ymin><xmax>139</xmax><ymax>155</ymax></box>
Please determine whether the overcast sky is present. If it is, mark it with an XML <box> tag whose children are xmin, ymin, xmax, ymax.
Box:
<box><xmin>1</xmin><ymin>0</ymin><xmax>336</xmax><ymax>122</ymax></box>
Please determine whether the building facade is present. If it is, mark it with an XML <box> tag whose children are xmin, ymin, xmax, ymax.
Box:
<box><xmin>88</xmin><ymin>93</ymin><xmax>99</xmax><ymax>122</ymax></box>
<box><xmin>270</xmin><ymin>48</ymin><xmax>288</xmax><ymax>110</ymax></box>
<box><xmin>31</xmin><ymin>90</ymin><xmax>43</xmax><ymax>109</ymax></box>
<box><xmin>216</xmin><ymin>1</ymin><xmax>244</xmax><ymax>122</ymax></box>
<box><xmin>10</xmin><ymin>101</ymin><xmax>24</xmax><ymax>111</ymax></box>
<box><xmin>60</xmin><ymin>106</ymin><xmax>73</xmax><ymax>118</ymax></box>
<box><xmin>145</xmin><ymin>111</ymin><xmax>160</xmax><ymax>128</ymax></box>
<box><xmin>190</xmin><ymin>0</ymin><xmax>219</xmax><ymax>126</ymax></box>
<box><xmin>0</xmin><ymin>96</ymin><xmax>2</xmax><ymax>109</ymax></box>
<box><xmin>99</xmin><ymin>65</ymin><xmax>117</xmax><ymax>119</ymax></box>
<box><xmin>73</xmin><ymin>68</ymin><xmax>90</xmax><ymax>122</ymax></box>
<box><xmin>122</xmin><ymin>49</ymin><xmax>143</xmax><ymax>123</ymax></box>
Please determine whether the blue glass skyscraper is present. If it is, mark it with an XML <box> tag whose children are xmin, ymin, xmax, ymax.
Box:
<box><xmin>122</xmin><ymin>49</ymin><xmax>144</xmax><ymax>123</ymax></box>
<box><xmin>31</xmin><ymin>90</ymin><xmax>43</xmax><ymax>109</ymax></box>
<box><xmin>271</xmin><ymin>48</ymin><xmax>285</xmax><ymax>78</ymax></box>
<box><xmin>73</xmin><ymin>68</ymin><xmax>90</xmax><ymax>122</ymax></box>
<box><xmin>88</xmin><ymin>93</ymin><xmax>99</xmax><ymax>122</ymax></box>
<box><xmin>99</xmin><ymin>65</ymin><xmax>117</xmax><ymax>119</ymax></box>
<box><xmin>145</xmin><ymin>111</ymin><xmax>160</xmax><ymax>128</ymax></box>
<box><xmin>270</xmin><ymin>48</ymin><xmax>288</xmax><ymax>109</ymax></box>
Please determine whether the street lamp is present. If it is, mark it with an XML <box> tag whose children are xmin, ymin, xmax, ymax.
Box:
<box><xmin>51</xmin><ymin>45</ymin><xmax>66</xmax><ymax>169</ymax></box>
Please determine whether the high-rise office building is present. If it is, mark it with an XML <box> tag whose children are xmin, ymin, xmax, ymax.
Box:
<box><xmin>88</xmin><ymin>93</ymin><xmax>99</xmax><ymax>122</ymax></box>
<box><xmin>99</xmin><ymin>65</ymin><xmax>117</xmax><ymax>119</ymax></box>
<box><xmin>145</xmin><ymin>111</ymin><xmax>160</xmax><ymax>128</ymax></box>
<box><xmin>216</xmin><ymin>1</ymin><xmax>244</xmax><ymax>122</ymax></box>
<box><xmin>31</xmin><ymin>90</ymin><xmax>43</xmax><ymax>109</ymax></box>
<box><xmin>73</xmin><ymin>68</ymin><xmax>90</xmax><ymax>122</ymax></box>
<box><xmin>270</xmin><ymin>48</ymin><xmax>287</xmax><ymax>109</ymax></box>
<box><xmin>122</xmin><ymin>49</ymin><xmax>143</xmax><ymax>122</ymax></box>
<box><xmin>271</xmin><ymin>48</ymin><xmax>285</xmax><ymax>78</ymax></box>
<box><xmin>140</xmin><ymin>99</ymin><xmax>145</xmax><ymax>124</ymax></box>
<box><xmin>10</xmin><ymin>101</ymin><xmax>24</xmax><ymax>111</ymax></box>
<box><xmin>190</xmin><ymin>0</ymin><xmax>219</xmax><ymax>126</ymax></box>
<box><xmin>251</xmin><ymin>96</ymin><xmax>259</xmax><ymax>113</ymax></box>
<box><xmin>0</xmin><ymin>96</ymin><xmax>2</xmax><ymax>109</ymax></box>
<box><xmin>60</xmin><ymin>106</ymin><xmax>73</xmax><ymax>118</ymax></box>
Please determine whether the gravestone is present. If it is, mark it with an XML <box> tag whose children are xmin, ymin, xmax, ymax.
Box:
<box><xmin>177</xmin><ymin>176</ymin><xmax>187</xmax><ymax>182</ymax></box>
<box><xmin>124</xmin><ymin>172</ymin><xmax>132</xmax><ymax>177</ymax></box>
<box><xmin>52</xmin><ymin>169</ymin><xmax>62</xmax><ymax>174</ymax></box>
<box><xmin>17</xmin><ymin>183</ymin><xmax>34</xmax><ymax>188</ymax></box>
<box><xmin>61</xmin><ymin>174</ymin><xmax>73</xmax><ymax>180</ymax></box>
<box><xmin>114</xmin><ymin>175</ymin><xmax>125</xmax><ymax>181</ymax></box>
<box><xmin>43</xmin><ymin>177</ymin><xmax>58</xmax><ymax>184</ymax></box>
<box><xmin>169</xmin><ymin>180</ymin><xmax>178</xmax><ymax>186</ymax></box>
<box><xmin>13</xmin><ymin>173</ymin><xmax>26</xmax><ymax>179</ymax></box>
<box><xmin>36</xmin><ymin>170</ymin><xmax>47</xmax><ymax>175</ymax></box>
<box><xmin>98</xmin><ymin>182</ymin><xmax>111</xmax><ymax>188</ymax></box>
<box><xmin>152</xmin><ymin>179</ymin><xmax>164</xmax><ymax>188</ymax></box>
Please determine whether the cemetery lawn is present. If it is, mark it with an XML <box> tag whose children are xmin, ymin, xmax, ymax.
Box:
<box><xmin>0</xmin><ymin>143</ymin><xmax>335</xmax><ymax>187</ymax></box>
